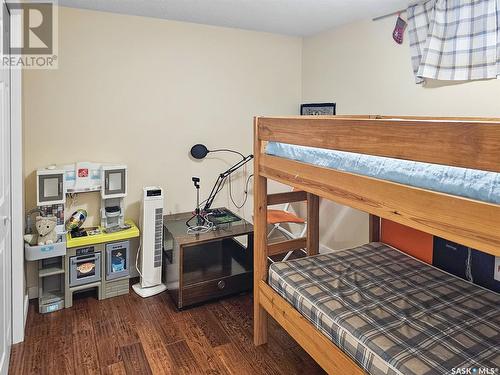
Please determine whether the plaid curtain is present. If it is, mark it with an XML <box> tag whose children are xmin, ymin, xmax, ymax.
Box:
<box><xmin>408</xmin><ymin>0</ymin><xmax>500</xmax><ymax>83</ymax></box>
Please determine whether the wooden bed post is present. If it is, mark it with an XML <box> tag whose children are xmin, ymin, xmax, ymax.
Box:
<box><xmin>369</xmin><ymin>214</ymin><xmax>381</xmax><ymax>242</ymax></box>
<box><xmin>307</xmin><ymin>193</ymin><xmax>320</xmax><ymax>256</ymax></box>
<box><xmin>253</xmin><ymin>117</ymin><xmax>268</xmax><ymax>346</ymax></box>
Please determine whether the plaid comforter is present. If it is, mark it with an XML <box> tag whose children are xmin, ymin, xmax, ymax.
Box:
<box><xmin>268</xmin><ymin>243</ymin><xmax>500</xmax><ymax>375</ymax></box>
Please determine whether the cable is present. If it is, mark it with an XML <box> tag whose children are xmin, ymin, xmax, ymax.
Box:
<box><xmin>465</xmin><ymin>247</ymin><xmax>473</xmax><ymax>282</ymax></box>
<box><xmin>186</xmin><ymin>224</ymin><xmax>214</xmax><ymax>234</ymax></box>
<box><xmin>186</xmin><ymin>213</ymin><xmax>215</xmax><ymax>234</ymax></box>
<box><xmin>209</xmin><ymin>148</ymin><xmax>245</xmax><ymax>159</ymax></box>
<box><xmin>135</xmin><ymin>238</ymin><xmax>164</xmax><ymax>287</ymax></box>
<box><xmin>229</xmin><ymin>173</ymin><xmax>253</xmax><ymax>209</ymax></box>
<box><xmin>135</xmin><ymin>239</ymin><xmax>144</xmax><ymax>279</ymax></box>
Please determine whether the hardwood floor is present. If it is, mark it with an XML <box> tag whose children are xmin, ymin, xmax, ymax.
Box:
<box><xmin>9</xmin><ymin>288</ymin><xmax>325</xmax><ymax>374</ymax></box>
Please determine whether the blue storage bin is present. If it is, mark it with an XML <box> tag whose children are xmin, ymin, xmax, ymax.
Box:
<box><xmin>433</xmin><ymin>237</ymin><xmax>468</xmax><ymax>279</ymax></box>
<box><xmin>433</xmin><ymin>237</ymin><xmax>499</xmax><ymax>293</ymax></box>
<box><xmin>471</xmin><ymin>250</ymin><xmax>500</xmax><ymax>293</ymax></box>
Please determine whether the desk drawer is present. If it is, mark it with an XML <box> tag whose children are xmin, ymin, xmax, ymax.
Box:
<box><xmin>181</xmin><ymin>272</ymin><xmax>252</xmax><ymax>308</ymax></box>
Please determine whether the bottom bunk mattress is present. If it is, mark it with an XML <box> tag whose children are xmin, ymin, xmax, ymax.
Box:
<box><xmin>268</xmin><ymin>242</ymin><xmax>500</xmax><ymax>375</ymax></box>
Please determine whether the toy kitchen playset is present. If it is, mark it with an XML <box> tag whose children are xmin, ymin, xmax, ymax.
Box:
<box><xmin>24</xmin><ymin>162</ymin><xmax>140</xmax><ymax>313</ymax></box>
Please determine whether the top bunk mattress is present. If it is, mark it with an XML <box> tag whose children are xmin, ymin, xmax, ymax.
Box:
<box><xmin>268</xmin><ymin>242</ymin><xmax>500</xmax><ymax>375</ymax></box>
<box><xmin>265</xmin><ymin>142</ymin><xmax>500</xmax><ymax>204</ymax></box>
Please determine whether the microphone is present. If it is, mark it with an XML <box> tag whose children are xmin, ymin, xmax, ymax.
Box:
<box><xmin>190</xmin><ymin>144</ymin><xmax>209</xmax><ymax>159</ymax></box>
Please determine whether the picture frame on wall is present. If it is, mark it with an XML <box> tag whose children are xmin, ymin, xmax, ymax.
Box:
<box><xmin>300</xmin><ymin>103</ymin><xmax>336</xmax><ymax>116</ymax></box>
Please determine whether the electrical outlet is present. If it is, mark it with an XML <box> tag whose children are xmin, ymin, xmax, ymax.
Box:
<box><xmin>494</xmin><ymin>257</ymin><xmax>500</xmax><ymax>282</ymax></box>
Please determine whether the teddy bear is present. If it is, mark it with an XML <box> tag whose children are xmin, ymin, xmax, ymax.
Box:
<box><xmin>35</xmin><ymin>215</ymin><xmax>58</xmax><ymax>245</ymax></box>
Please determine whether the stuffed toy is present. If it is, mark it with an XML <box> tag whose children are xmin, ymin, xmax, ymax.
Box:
<box><xmin>35</xmin><ymin>215</ymin><xmax>58</xmax><ymax>245</ymax></box>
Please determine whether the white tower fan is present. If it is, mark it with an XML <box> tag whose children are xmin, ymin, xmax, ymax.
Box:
<box><xmin>132</xmin><ymin>187</ymin><xmax>167</xmax><ymax>298</ymax></box>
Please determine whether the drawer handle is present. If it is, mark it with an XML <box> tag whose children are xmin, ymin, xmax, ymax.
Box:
<box><xmin>217</xmin><ymin>280</ymin><xmax>226</xmax><ymax>290</ymax></box>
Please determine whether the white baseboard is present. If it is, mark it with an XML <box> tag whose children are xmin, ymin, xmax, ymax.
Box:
<box><xmin>319</xmin><ymin>241</ymin><xmax>368</xmax><ymax>254</ymax></box>
<box><xmin>28</xmin><ymin>286</ymin><xmax>38</xmax><ymax>300</ymax></box>
<box><xmin>24</xmin><ymin>294</ymin><xmax>29</xmax><ymax>326</ymax></box>
<box><xmin>12</xmin><ymin>294</ymin><xmax>28</xmax><ymax>344</ymax></box>
<box><xmin>129</xmin><ymin>268</ymin><xmax>139</xmax><ymax>278</ymax></box>
<box><xmin>319</xmin><ymin>243</ymin><xmax>334</xmax><ymax>253</ymax></box>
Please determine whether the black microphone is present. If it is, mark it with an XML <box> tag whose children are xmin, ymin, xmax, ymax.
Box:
<box><xmin>190</xmin><ymin>144</ymin><xmax>209</xmax><ymax>159</ymax></box>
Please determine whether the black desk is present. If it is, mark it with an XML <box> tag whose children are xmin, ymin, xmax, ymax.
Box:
<box><xmin>163</xmin><ymin>209</ymin><xmax>253</xmax><ymax>309</ymax></box>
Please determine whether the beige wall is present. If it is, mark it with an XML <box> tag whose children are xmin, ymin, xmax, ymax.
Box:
<box><xmin>303</xmin><ymin>18</ymin><xmax>500</xmax><ymax>114</ymax></box>
<box><xmin>24</xmin><ymin>7</ymin><xmax>302</xmax><ymax>295</ymax></box>
<box><xmin>26</xmin><ymin>8</ymin><xmax>500</xmax><ymax>295</ymax></box>
<box><xmin>302</xmin><ymin>17</ymin><xmax>500</xmax><ymax>251</ymax></box>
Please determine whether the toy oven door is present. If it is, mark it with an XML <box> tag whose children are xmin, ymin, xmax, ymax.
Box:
<box><xmin>69</xmin><ymin>253</ymin><xmax>102</xmax><ymax>287</ymax></box>
<box><xmin>106</xmin><ymin>241</ymin><xmax>129</xmax><ymax>280</ymax></box>
<box><xmin>38</xmin><ymin>173</ymin><xmax>64</xmax><ymax>205</ymax></box>
<box><xmin>103</xmin><ymin>168</ymin><xmax>126</xmax><ymax>197</ymax></box>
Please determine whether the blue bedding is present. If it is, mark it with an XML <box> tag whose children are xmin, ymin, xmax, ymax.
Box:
<box><xmin>265</xmin><ymin>142</ymin><xmax>500</xmax><ymax>205</ymax></box>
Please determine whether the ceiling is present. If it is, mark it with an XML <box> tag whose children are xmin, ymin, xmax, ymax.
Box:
<box><xmin>58</xmin><ymin>0</ymin><xmax>411</xmax><ymax>37</ymax></box>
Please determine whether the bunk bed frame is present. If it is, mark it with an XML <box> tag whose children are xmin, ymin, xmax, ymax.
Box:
<box><xmin>253</xmin><ymin>115</ymin><xmax>500</xmax><ymax>374</ymax></box>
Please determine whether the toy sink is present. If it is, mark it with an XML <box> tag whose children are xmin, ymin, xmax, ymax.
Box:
<box><xmin>25</xmin><ymin>235</ymin><xmax>67</xmax><ymax>261</ymax></box>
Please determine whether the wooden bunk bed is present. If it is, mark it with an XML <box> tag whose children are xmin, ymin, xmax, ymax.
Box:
<box><xmin>252</xmin><ymin>115</ymin><xmax>500</xmax><ymax>374</ymax></box>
